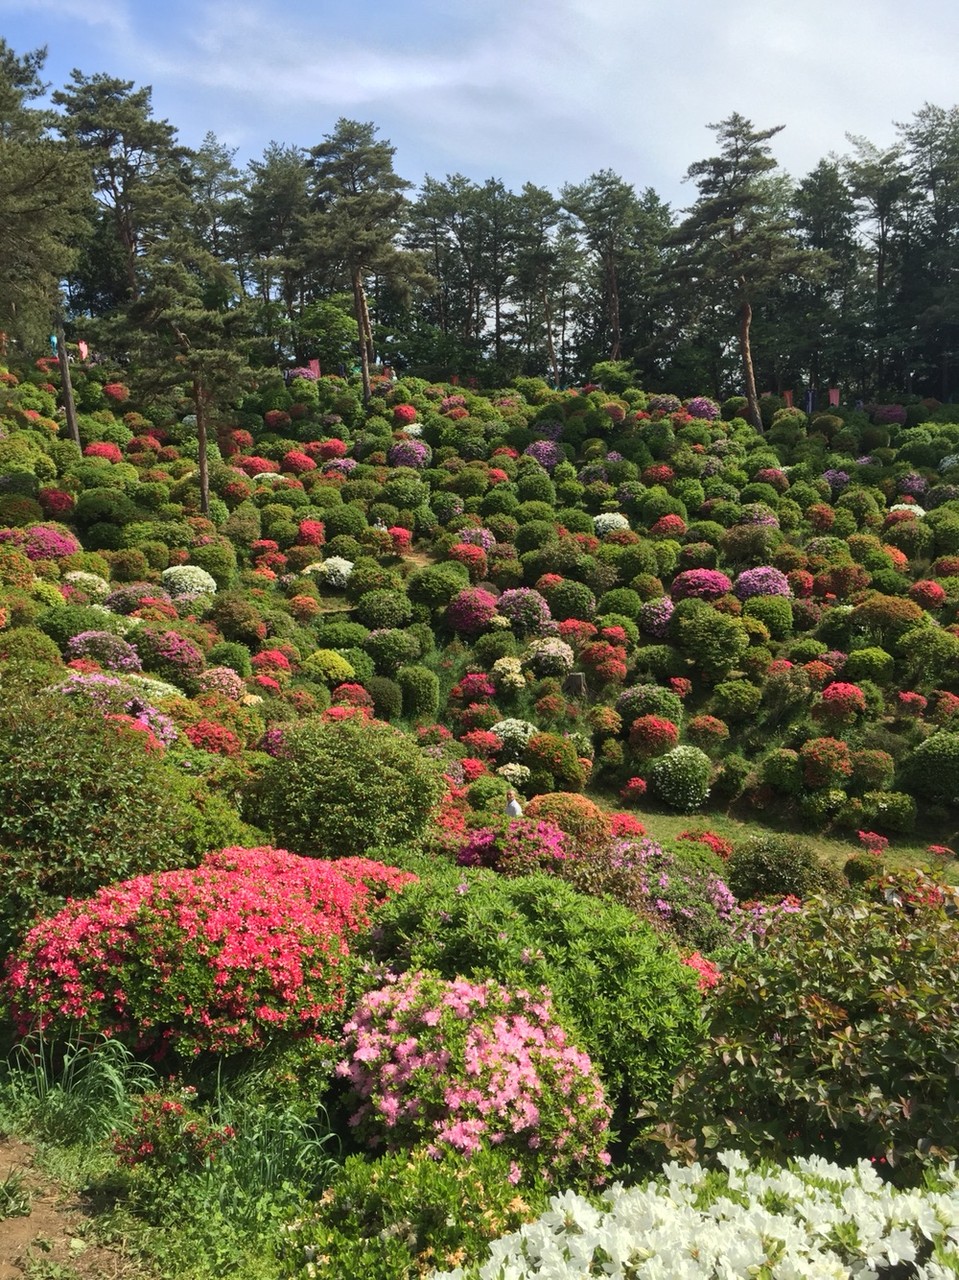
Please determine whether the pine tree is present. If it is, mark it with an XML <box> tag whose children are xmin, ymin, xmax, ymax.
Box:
<box><xmin>673</xmin><ymin>114</ymin><xmax>826</xmax><ymax>429</ymax></box>
<box><xmin>306</xmin><ymin>119</ymin><xmax>427</xmax><ymax>403</ymax></box>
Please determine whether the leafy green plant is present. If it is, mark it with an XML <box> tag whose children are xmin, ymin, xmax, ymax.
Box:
<box><xmin>361</xmin><ymin>867</ymin><xmax>703</xmax><ymax>1134</ymax></box>
<box><xmin>250</xmin><ymin>716</ymin><xmax>444</xmax><ymax>857</ymax></box>
<box><xmin>279</xmin><ymin>1147</ymin><xmax>547</xmax><ymax>1280</ymax></box>
<box><xmin>658</xmin><ymin>892</ymin><xmax>959</xmax><ymax>1182</ymax></box>
<box><xmin>726</xmin><ymin>833</ymin><xmax>841</xmax><ymax>901</ymax></box>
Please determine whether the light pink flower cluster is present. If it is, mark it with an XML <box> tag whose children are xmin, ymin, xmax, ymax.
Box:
<box><xmin>337</xmin><ymin>970</ymin><xmax>611</xmax><ymax>1184</ymax></box>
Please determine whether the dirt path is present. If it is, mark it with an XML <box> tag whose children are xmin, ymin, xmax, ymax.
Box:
<box><xmin>0</xmin><ymin>1138</ymin><xmax>146</xmax><ymax>1279</ymax></box>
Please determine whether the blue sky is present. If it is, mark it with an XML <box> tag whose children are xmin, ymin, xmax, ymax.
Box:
<box><xmin>2</xmin><ymin>0</ymin><xmax>958</xmax><ymax>211</ymax></box>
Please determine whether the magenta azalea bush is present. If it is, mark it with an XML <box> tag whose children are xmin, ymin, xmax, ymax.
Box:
<box><xmin>670</xmin><ymin>568</ymin><xmax>733</xmax><ymax>601</ymax></box>
<box><xmin>337</xmin><ymin>969</ymin><xmax>611</xmax><ymax>1185</ymax></box>
<box><xmin>5</xmin><ymin>847</ymin><xmax>415</xmax><ymax>1056</ymax></box>
<box><xmin>455</xmin><ymin>817</ymin><xmax>570</xmax><ymax>875</ymax></box>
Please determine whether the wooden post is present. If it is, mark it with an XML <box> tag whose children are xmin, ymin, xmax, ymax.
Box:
<box><xmin>56</xmin><ymin>323</ymin><xmax>81</xmax><ymax>448</ymax></box>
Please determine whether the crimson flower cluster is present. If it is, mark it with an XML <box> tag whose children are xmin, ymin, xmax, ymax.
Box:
<box><xmin>5</xmin><ymin>847</ymin><xmax>415</xmax><ymax>1056</ymax></box>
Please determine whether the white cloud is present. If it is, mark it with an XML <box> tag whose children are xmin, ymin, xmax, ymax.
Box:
<box><xmin>3</xmin><ymin>0</ymin><xmax>959</xmax><ymax>204</ymax></box>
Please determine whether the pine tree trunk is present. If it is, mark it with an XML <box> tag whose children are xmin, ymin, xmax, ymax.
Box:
<box><xmin>195</xmin><ymin>378</ymin><xmax>210</xmax><ymax>516</ymax></box>
<box><xmin>739</xmin><ymin>295</ymin><xmax>762</xmax><ymax>431</ymax></box>
<box><xmin>56</xmin><ymin>325</ymin><xmax>81</xmax><ymax>448</ymax></box>
<box><xmin>352</xmin><ymin>270</ymin><xmax>372</xmax><ymax>405</ymax></box>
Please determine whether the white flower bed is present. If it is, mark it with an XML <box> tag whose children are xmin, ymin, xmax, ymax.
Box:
<box><xmin>434</xmin><ymin>1151</ymin><xmax>959</xmax><ymax>1278</ymax></box>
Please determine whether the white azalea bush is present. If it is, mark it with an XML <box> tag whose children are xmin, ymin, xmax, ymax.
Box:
<box><xmin>593</xmin><ymin>512</ymin><xmax>631</xmax><ymax>537</ymax></box>
<box><xmin>435</xmin><ymin>1151</ymin><xmax>959</xmax><ymax>1279</ymax></box>
<box><xmin>490</xmin><ymin>718</ymin><xmax>540</xmax><ymax>760</ymax></box>
<box><xmin>308</xmin><ymin>555</ymin><xmax>354</xmax><ymax>588</ymax></box>
<box><xmin>161</xmin><ymin>564</ymin><xmax>218</xmax><ymax>597</ymax></box>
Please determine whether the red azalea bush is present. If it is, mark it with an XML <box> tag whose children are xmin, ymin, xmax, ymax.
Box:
<box><xmin>84</xmin><ymin>441</ymin><xmax>124</xmax><ymax>464</ymax></box>
<box><xmin>618</xmin><ymin>776</ymin><xmax>648</xmax><ymax>805</ymax></box>
<box><xmin>5</xmin><ymin>847</ymin><xmax>415</xmax><ymax>1056</ymax></box>
<box><xmin>114</xmin><ymin>1086</ymin><xmax>235</xmax><ymax>1173</ymax></box>
<box><xmin>818</xmin><ymin>681</ymin><xmax>867</xmax><ymax>722</ymax></box>
<box><xmin>799</xmin><ymin>737</ymin><xmax>854</xmax><ymax>789</ymax></box>
<box><xmin>182</xmin><ymin>719</ymin><xmax>243</xmax><ymax>757</ymax></box>
<box><xmin>628</xmin><ymin>714</ymin><xmax>680</xmax><ymax>758</ymax></box>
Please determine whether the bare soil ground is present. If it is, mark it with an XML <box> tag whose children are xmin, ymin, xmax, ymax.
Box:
<box><xmin>0</xmin><ymin>1138</ymin><xmax>146</xmax><ymax>1279</ymax></box>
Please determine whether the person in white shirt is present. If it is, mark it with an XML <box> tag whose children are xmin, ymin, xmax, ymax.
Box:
<box><xmin>505</xmin><ymin>789</ymin><xmax>523</xmax><ymax>818</ymax></box>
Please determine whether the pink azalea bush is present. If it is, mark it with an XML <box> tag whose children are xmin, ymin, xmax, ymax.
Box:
<box><xmin>5</xmin><ymin>847</ymin><xmax>415</xmax><ymax>1056</ymax></box>
<box><xmin>455</xmin><ymin>818</ymin><xmax>570</xmax><ymax>875</ymax></box>
<box><xmin>337</xmin><ymin>969</ymin><xmax>611</xmax><ymax>1185</ymax></box>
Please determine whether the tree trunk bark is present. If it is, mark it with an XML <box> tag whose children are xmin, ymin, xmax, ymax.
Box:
<box><xmin>195</xmin><ymin>378</ymin><xmax>210</xmax><ymax>516</ymax></box>
<box><xmin>352</xmin><ymin>270</ymin><xmax>372</xmax><ymax>405</ymax></box>
<box><xmin>56</xmin><ymin>324</ymin><xmax>81</xmax><ymax>448</ymax></box>
<box><xmin>739</xmin><ymin>294</ymin><xmax>762</xmax><ymax>431</ymax></box>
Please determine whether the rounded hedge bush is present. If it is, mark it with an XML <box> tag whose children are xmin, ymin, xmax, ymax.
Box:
<box><xmin>647</xmin><ymin>746</ymin><xmax>712</xmax><ymax>812</ymax></box>
<box><xmin>361</xmin><ymin>866</ymin><xmax>702</xmax><ymax>1127</ymax></box>
<box><xmin>726</xmin><ymin>834</ymin><xmax>840</xmax><ymax>901</ymax></box>
<box><xmin>250</xmin><ymin>715</ymin><xmax>445</xmax><ymax>857</ymax></box>
<box><xmin>6</xmin><ymin>847</ymin><xmax>414</xmax><ymax>1055</ymax></box>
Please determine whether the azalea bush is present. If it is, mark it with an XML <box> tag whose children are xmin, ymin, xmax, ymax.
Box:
<box><xmin>435</xmin><ymin>1151</ymin><xmax>959</xmax><ymax>1280</ymax></box>
<box><xmin>250</xmin><ymin>715</ymin><xmax>445</xmax><ymax>858</ymax></box>
<box><xmin>659</xmin><ymin>890</ymin><xmax>959</xmax><ymax>1181</ymax></box>
<box><xmin>5</xmin><ymin>847</ymin><xmax>415</xmax><ymax>1056</ymax></box>
<box><xmin>0</xmin><ymin>680</ymin><xmax>202</xmax><ymax>950</ymax></box>
<box><xmin>336</xmin><ymin>970</ymin><xmax>612</xmax><ymax>1185</ymax></box>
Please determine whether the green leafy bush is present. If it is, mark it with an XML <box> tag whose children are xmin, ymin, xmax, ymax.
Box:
<box><xmin>660</xmin><ymin>892</ymin><xmax>959</xmax><ymax>1181</ymax></box>
<box><xmin>362</xmin><ymin>867</ymin><xmax>702</xmax><ymax>1126</ymax></box>
<box><xmin>726</xmin><ymin>834</ymin><xmax>840</xmax><ymax>901</ymax></box>
<box><xmin>0</xmin><ymin>684</ymin><xmax>200</xmax><ymax>951</ymax></box>
<box><xmin>250</xmin><ymin>715</ymin><xmax>444</xmax><ymax>858</ymax></box>
<box><xmin>898</xmin><ymin>732</ymin><xmax>959</xmax><ymax>805</ymax></box>
<box><xmin>279</xmin><ymin>1148</ymin><xmax>547</xmax><ymax>1280</ymax></box>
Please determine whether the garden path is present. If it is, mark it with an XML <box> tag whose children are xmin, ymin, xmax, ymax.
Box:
<box><xmin>0</xmin><ymin>1138</ymin><xmax>145</xmax><ymax>1278</ymax></box>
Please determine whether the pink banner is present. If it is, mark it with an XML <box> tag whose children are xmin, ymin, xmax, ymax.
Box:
<box><xmin>782</xmin><ymin>390</ymin><xmax>794</xmax><ymax>408</ymax></box>
<box><xmin>828</xmin><ymin>387</ymin><xmax>840</xmax><ymax>407</ymax></box>
<box><xmin>308</xmin><ymin>358</ymin><xmax>320</xmax><ymax>378</ymax></box>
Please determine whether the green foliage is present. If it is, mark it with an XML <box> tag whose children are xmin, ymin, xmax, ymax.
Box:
<box><xmin>250</xmin><ymin>715</ymin><xmax>444</xmax><ymax>857</ymax></box>
<box><xmin>0</xmin><ymin>684</ymin><xmax>201</xmax><ymax>951</ymax></box>
<box><xmin>660</xmin><ymin>892</ymin><xmax>959</xmax><ymax>1181</ymax></box>
<box><xmin>898</xmin><ymin>732</ymin><xmax>959</xmax><ymax>805</ymax></box>
<box><xmin>362</xmin><ymin>866</ymin><xmax>703</xmax><ymax>1124</ymax></box>
<box><xmin>726</xmin><ymin>833</ymin><xmax>841</xmax><ymax>901</ymax></box>
<box><xmin>396</xmin><ymin>664</ymin><xmax>440</xmax><ymax>719</ymax></box>
<box><xmin>742</xmin><ymin>594</ymin><xmax>793</xmax><ymax>639</ymax></box>
<box><xmin>671</xmin><ymin>599</ymin><xmax>750</xmax><ymax>681</ymax></box>
<box><xmin>1</xmin><ymin>1033</ymin><xmax>156</xmax><ymax>1147</ymax></box>
<box><xmin>279</xmin><ymin>1147</ymin><xmax>547</xmax><ymax>1280</ymax></box>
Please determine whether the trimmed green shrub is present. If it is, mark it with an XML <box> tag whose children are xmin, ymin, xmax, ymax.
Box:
<box><xmin>0</xmin><ymin>684</ymin><xmax>200</xmax><ymax>951</ymax></box>
<box><xmin>726</xmin><ymin>834</ymin><xmax>840</xmax><ymax>901</ymax></box>
<box><xmin>898</xmin><ymin>732</ymin><xmax>959</xmax><ymax>805</ymax></box>
<box><xmin>250</xmin><ymin>715</ymin><xmax>444</xmax><ymax>858</ymax></box>
<box><xmin>742</xmin><ymin>594</ymin><xmax>793</xmax><ymax>639</ymax></box>
<box><xmin>396</xmin><ymin>665</ymin><xmax>440</xmax><ymax>720</ymax></box>
<box><xmin>362</xmin><ymin>867</ymin><xmax>702</xmax><ymax>1125</ymax></box>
